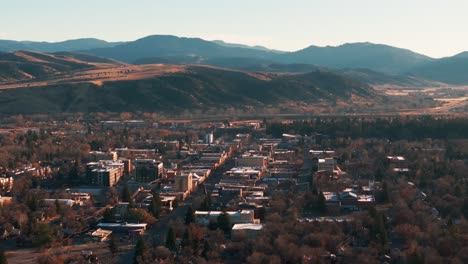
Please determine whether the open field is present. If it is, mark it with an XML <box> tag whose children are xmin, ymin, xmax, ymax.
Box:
<box><xmin>373</xmin><ymin>84</ymin><xmax>468</xmax><ymax>113</ymax></box>
<box><xmin>0</xmin><ymin>64</ymin><xmax>186</xmax><ymax>90</ymax></box>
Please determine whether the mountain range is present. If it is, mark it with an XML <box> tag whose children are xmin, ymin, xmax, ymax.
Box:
<box><xmin>0</xmin><ymin>38</ymin><xmax>122</xmax><ymax>53</ymax></box>
<box><xmin>0</xmin><ymin>51</ymin><xmax>378</xmax><ymax>114</ymax></box>
<box><xmin>0</xmin><ymin>34</ymin><xmax>467</xmax><ymax>115</ymax></box>
<box><xmin>1</xmin><ymin>35</ymin><xmax>468</xmax><ymax>84</ymax></box>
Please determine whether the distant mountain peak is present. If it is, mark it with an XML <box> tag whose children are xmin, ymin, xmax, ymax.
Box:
<box><xmin>454</xmin><ymin>51</ymin><xmax>468</xmax><ymax>58</ymax></box>
<box><xmin>0</xmin><ymin>38</ymin><xmax>122</xmax><ymax>53</ymax></box>
<box><xmin>211</xmin><ymin>40</ymin><xmax>281</xmax><ymax>53</ymax></box>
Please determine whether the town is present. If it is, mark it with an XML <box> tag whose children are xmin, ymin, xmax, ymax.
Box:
<box><xmin>0</xmin><ymin>114</ymin><xmax>466</xmax><ymax>263</ymax></box>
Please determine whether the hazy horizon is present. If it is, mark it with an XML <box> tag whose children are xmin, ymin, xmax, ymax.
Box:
<box><xmin>2</xmin><ymin>0</ymin><xmax>468</xmax><ymax>58</ymax></box>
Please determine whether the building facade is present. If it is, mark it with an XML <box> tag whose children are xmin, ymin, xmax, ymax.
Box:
<box><xmin>134</xmin><ymin>159</ymin><xmax>163</xmax><ymax>183</ymax></box>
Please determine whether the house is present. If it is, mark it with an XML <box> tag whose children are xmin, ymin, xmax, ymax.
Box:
<box><xmin>64</xmin><ymin>190</ymin><xmax>91</xmax><ymax>205</ymax></box>
<box><xmin>323</xmin><ymin>192</ymin><xmax>341</xmax><ymax>214</ymax></box>
<box><xmin>318</xmin><ymin>158</ymin><xmax>335</xmax><ymax>172</ymax></box>
<box><xmin>143</xmin><ymin>195</ymin><xmax>176</xmax><ymax>211</ymax></box>
<box><xmin>232</xmin><ymin>223</ymin><xmax>264</xmax><ymax>239</ymax></box>
<box><xmin>89</xmin><ymin>228</ymin><xmax>112</xmax><ymax>242</ymax></box>
<box><xmin>309</xmin><ymin>150</ymin><xmax>335</xmax><ymax>158</ymax></box>
<box><xmin>0</xmin><ymin>196</ymin><xmax>12</xmax><ymax>206</ymax></box>
<box><xmin>339</xmin><ymin>190</ymin><xmax>359</xmax><ymax>210</ymax></box>
<box><xmin>114</xmin><ymin>202</ymin><xmax>130</xmax><ymax>220</ymax></box>
<box><xmin>40</xmin><ymin>199</ymin><xmax>75</xmax><ymax>207</ymax></box>
<box><xmin>175</xmin><ymin>172</ymin><xmax>193</xmax><ymax>193</ymax></box>
<box><xmin>236</xmin><ymin>154</ymin><xmax>267</xmax><ymax>171</ymax></box>
<box><xmin>226</xmin><ymin>167</ymin><xmax>262</xmax><ymax>181</ymax></box>
<box><xmin>97</xmin><ymin>222</ymin><xmax>147</xmax><ymax>233</ymax></box>
<box><xmin>88</xmin><ymin>151</ymin><xmax>117</xmax><ymax>162</ymax></box>
<box><xmin>194</xmin><ymin>210</ymin><xmax>260</xmax><ymax>225</ymax></box>
<box><xmin>323</xmin><ymin>189</ymin><xmax>375</xmax><ymax>212</ymax></box>
<box><xmin>271</xmin><ymin>149</ymin><xmax>296</xmax><ymax>162</ymax></box>
<box><xmin>0</xmin><ymin>176</ymin><xmax>13</xmax><ymax>192</ymax></box>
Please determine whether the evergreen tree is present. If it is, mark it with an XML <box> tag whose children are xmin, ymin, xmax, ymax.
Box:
<box><xmin>407</xmin><ymin>251</ymin><xmax>425</xmax><ymax>264</ymax></box>
<box><xmin>0</xmin><ymin>247</ymin><xmax>7</xmax><ymax>264</ymax></box>
<box><xmin>34</xmin><ymin>223</ymin><xmax>55</xmax><ymax>248</ymax></box>
<box><xmin>69</xmin><ymin>159</ymin><xmax>80</xmax><ymax>180</ymax></box>
<box><xmin>122</xmin><ymin>184</ymin><xmax>133</xmax><ymax>207</ymax></box>
<box><xmin>55</xmin><ymin>199</ymin><xmax>61</xmax><ymax>216</ymax></box>
<box><xmin>372</xmin><ymin>212</ymin><xmax>387</xmax><ymax>246</ymax></box>
<box><xmin>103</xmin><ymin>208</ymin><xmax>115</xmax><ymax>222</ymax></box>
<box><xmin>462</xmin><ymin>198</ymin><xmax>468</xmax><ymax>219</ymax></box>
<box><xmin>165</xmin><ymin>227</ymin><xmax>176</xmax><ymax>251</ymax></box>
<box><xmin>317</xmin><ymin>191</ymin><xmax>327</xmax><ymax>213</ymax></box>
<box><xmin>217</xmin><ymin>211</ymin><xmax>232</xmax><ymax>234</ymax></box>
<box><xmin>181</xmin><ymin>228</ymin><xmax>192</xmax><ymax>248</ymax></box>
<box><xmin>27</xmin><ymin>195</ymin><xmax>37</xmax><ymax>212</ymax></box>
<box><xmin>108</xmin><ymin>234</ymin><xmax>118</xmax><ymax>256</ymax></box>
<box><xmin>172</xmin><ymin>198</ymin><xmax>179</xmax><ymax>209</ymax></box>
<box><xmin>199</xmin><ymin>194</ymin><xmax>211</xmax><ymax>211</ymax></box>
<box><xmin>122</xmin><ymin>184</ymin><xmax>132</xmax><ymax>202</ymax></box>
<box><xmin>380</xmin><ymin>182</ymin><xmax>389</xmax><ymax>203</ymax></box>
<box><xmin>134</xmin><ymin>235</ymin><xmax>148</xmax><ymax>264</ymax></box>
<box><xmin>201</xmin><ymin>240</ymin><xmax>210</xmax><ymax>259</ymax></box>
<box><xmin>184</xmin><ymin>206</ymin><xmax>195</xmax><ymax>225</ymax></box>
<box><xmin>148</xmin><ymin>193</ymin><xmax>161</xmax><ymax>219</ymax></box>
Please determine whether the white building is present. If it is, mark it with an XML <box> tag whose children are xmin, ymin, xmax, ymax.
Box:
<box><xmin>318</xmin><ymin>158</ymin><xmax>335</xmax><ymax>172</ymax></box>
<box><xmin>194</xmin><ymin>210</ymin><xmax>259</xmax><ymax>225</ymax></box>
<box><xmin>205</xmin><ymin>132</ymin><xmax>214</xmax><ymax>144</ymax></box>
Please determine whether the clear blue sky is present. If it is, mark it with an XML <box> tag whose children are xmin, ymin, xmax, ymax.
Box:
<box><xmin>1</xmin><ymin>0</ymin><xmax>467</xmax><ymax>58</ymax></box>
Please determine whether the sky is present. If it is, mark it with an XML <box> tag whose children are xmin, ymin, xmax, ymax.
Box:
<box><xmin>1</xmin><ymin>0</ymin><xmax>468</xmax><ymax>58</ymax></box>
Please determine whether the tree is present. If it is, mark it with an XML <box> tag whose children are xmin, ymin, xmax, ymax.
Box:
<box><xmin>148</xmin><ymin>193</ymin><xmax>161</xmax><ymax>219</ymax></box>
<box><xmin>34</xmin><ymin>223</ymin><xmax>55</xmax><ymax>248</ymax></box>
<box><xmin>134</xmin><ymin>235</ymin><xmax>148</xmax><ymax>264</ymax></box>
<box><xmin>199</xmin><ymin>194</ymin><xmax>211</xmax><ymax>211</ymax></box>
<box><xmin>462</xmin><ymin>198</ymin><xmax>468</xmax><ymax>219</ymax></box>
<box><xmin>153</xmin><ymin>246</ymin><xmax>171</xmax><ymax>260</ymax></box>
<box><xmin>201</xmin><ymin>240</ymin><xmax>210</xmax><ymax>259</ymax></box>
<box><xmin>379</xmin><ymin>182</ymin><xmax>389</xmax><ymax>203</ymax></box>
<box><xmin>128</xmin><ymin>208</ymin><xmax>156</xmax><ymax>225</ymax></box>
<box><xmin>108</xmin><ymin>234</ymin><xmax>118</xmax><ymax>256</ymax></box>
<box><xmin>37</xmin><ymin>255</ymin><xmax>64</xmax><ymax>264</ymax></box>
<box><xmin>165</xmin><ymin>227</ymin><xmax>176</xmax><ymax>251</ymax></box>
<box><xmin>103</xmin><ymin>208</ymin><xmax>115</xmax><ymax>222</ymax></box>
<box><xmin>122</xmin><ymin>184</ymin><xmax>132</xmax><ymax>203</ymax></box>
<box><xmin>184</xmin><ymin>206</ymin><xmax>195</xmax><ymax>225</ymax></box>
<box><xmin>26</xmin><ymin>195</ymin><xmax>37</xmax><ymax>212</ymax></box>
<box><xmin>317</xmin><ymin>191</ymin><xmax>327</xmax><ymax>213</ymax></box>
<box><xmin>372</xmin><ymin>212</ymin><xmax>387</xmax><ymax>247</ymax></box>
<box><xmin>0</xmin><ymin>248</ymin><xmax>7</xmax><ymax>264</ymax></box>
<box><xmin>181</xmin><ymin>228</ymin><xmax>192</xmax><ymax>249</ymax></box>
<box><xmin>217</xmin><ymin>211</ymin><xmax>232</xmax><ymax>234</ymax></box>
<box><xmin>172</xmin><ymin>198</ymin><xmax>179</xmax><ymax>209</ymax></box>
<box><xmin>55</xmin><ymin>199</ymin><xmax>62</xmax><ymax>216</ymax></box>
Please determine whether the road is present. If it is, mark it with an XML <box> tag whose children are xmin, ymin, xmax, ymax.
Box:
<box><xmin>145</xmin><ymin>157</ymin><xmax>235</xmax><ymax>245</ymax></box>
